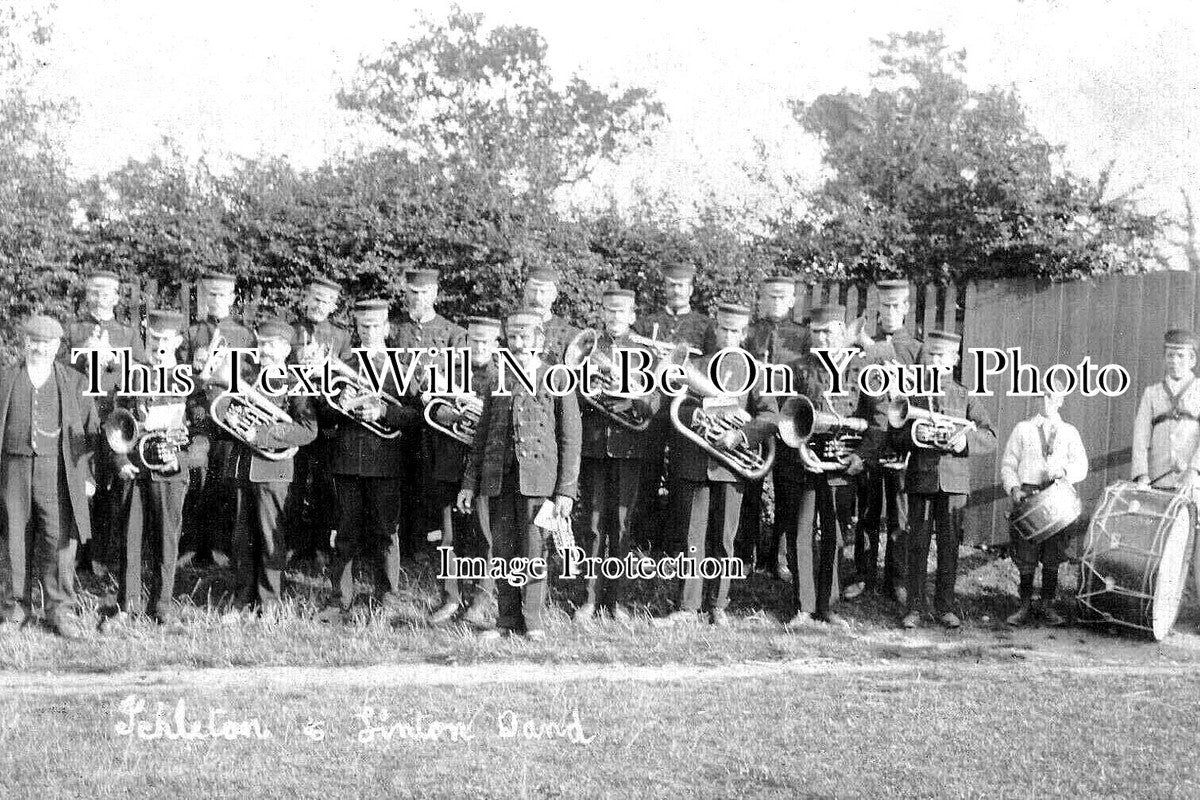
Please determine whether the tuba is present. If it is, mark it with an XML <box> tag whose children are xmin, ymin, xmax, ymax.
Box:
<box><xmin>886</xmin><ymin>396</ymin><xmax>976</xmax><ymax>451</ymax></box>
<box><xmin>564</xmin><ymin>328</ymin><xmax>661</xmax><ymax>432</ymax></box>
<box><xmin>103</xmin><ymin>405</ymin><xmax>191</xmax><ymax>474</ymax></box>
<box><xmin>423</xmin><ymin>392</ymin><xmax>482</xmax><ymax>446</ymax></box>
<box><xmin>209</xmin><ymin>383</ymin><xmax>299</xmax><ymax>461</ymax></box>
<box><xmin>777</xmin><ymin>395</ymin><xmax>868</xmax><ymax>473</ymax></box>
<box><xmin>324</xmin><ymin>355</ymin><xmax>406</xmax><ymax>439</ymax></box>
<box><xmin>668</xmin><ymin>358</ymin><xmax>775</xmax><ymax>481</ymax></box>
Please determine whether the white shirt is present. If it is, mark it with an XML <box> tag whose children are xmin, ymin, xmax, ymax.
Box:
<box><xmin>1000</xmin><ymin>413</ymin><xmax>1088</xmax><ymax>493</ymax></box>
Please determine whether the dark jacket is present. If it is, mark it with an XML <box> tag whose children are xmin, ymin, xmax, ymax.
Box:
<box><xmin>898</xmin><ymin>379</ymin><xmax>997</xmax><ymax>495</ymax></box>
<box><xmin>111</xmin><ymin>370</ymin><xmax>210</xmax><ymax>483</ymax></box>
<box><xmin>776</xmin><ymin>350</ymin><xmax>870</xmax><ymax>487</ymax></box>
<box><xmin>580</xmin><ymin>333</ymin><xmax>661</xmax><ymax>460</ymax></box>
<box><xmin>745</xmin><ymin>317</ymin><xmax>810</xmax><ymax>367</ymax></box>
<box><xmin>634</xmin><ymin>309</ymin><xmax>710</xmax><ymax>351</ymax></box>
<box><xmin>217</xmin><ymin>370</ymin><xmax>318</xmax><ymax>484</ymax></box>
<box><xmin>320</xmin><ymin>353</ymin><xmax>419</xmax><ymax>477</ymax></box>
<box><xmin>541</xmin><ymin>315</ymin><xmax>580</xmax><ymax>365</ymax></box>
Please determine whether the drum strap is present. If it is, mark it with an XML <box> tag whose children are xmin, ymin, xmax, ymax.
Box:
<box><xmin>1037</xmin><ymin>423</ymin><xmax>1055</xmax><ymax>460</ymax></box>
<box><xmin>1151</xmin><ymin>378</ymin><xmax>1199</xmax><ymax>427</ymax></box>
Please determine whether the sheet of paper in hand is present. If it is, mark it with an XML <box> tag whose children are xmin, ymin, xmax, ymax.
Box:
<box><xmin>534</xmin><ymin>499</ymin><xmax>576</xmax><ymax>555</ymax></box>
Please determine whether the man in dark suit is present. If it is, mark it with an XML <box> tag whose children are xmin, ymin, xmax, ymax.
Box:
<box><xmin>457</xmin><ymin>308</ymin><xmax>582</xmax><ymax>641</ymax></box>
<box><xmin>103</xmin><ymin>310</ymin><xmax>209</xmax><ymax>629</ymax></box>
<box><xmin>220</xmin><ymin>318</ymin><xmax>318</xmax><ymax>612</ymax></box>
<box><xmin>522</xmin><ymin>267</ymin><xmax>579</xmax><ymax>365</ymax></box>
<box><xmin>891</xmin><ymin>330</ymin><xmax>996</xmax><ymax>629</ymax></box>
<box><xmin>319</xmin><ymin>300</ymin><xmax>420</xmax><ymax>621</ymax></box>
<box><xmin>0</xmin><ymin>315</ymin><xmax>100</xmax><ymax>638</ymax></box>
<box><xmin>574</xmin><ymin>288</ymin><xmax>659</xmax><ymax>623</ymax></box>
<box><xmin>849</xmin><ymin>279</ymin><xmax>923</xmax><ymax>604</ymax></box>
<box><xmin>658</xmin><ymin>303</ymin><xmax>778</xmax><ymax>627</ymax></box>
<box><xmin>631</xmin><ymin>264</ymin><xmax>710</xmax><ymax>554</ymax></box>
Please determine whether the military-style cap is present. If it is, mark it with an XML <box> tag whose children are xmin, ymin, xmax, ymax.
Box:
<box><xmin>808</xmin><ymin>304</ymin><xmax>846</xmax><ymax>326</ymax></box>
<box><xmin>876</xmin><ymin>279</ymin><xmax>910</xmax><ymax>300</ymax></box>
<box><xmin>506</xmin><ymin>307</ymin><xmax>544</xmax><ymax>330</ymax></box>
<box><xmin>353</xmin><ymin>299</ymin><xmax>390</xmax><ymax>319</ymax></box>
<box><xmin>602</xmin><ymin>287</ymin><xmax>636</xmax><ymax>307</ymax></box>
<box><xmin>404</xmin><ymin>269</ymin><xmax>440</xmax><ymax>288</ymax></box>
<box><xmin>467</xmin><ymin>316</ymin><xmax>502</xmax><ymax>332</ymax></box>
<box><xmin>663</xmin><ymin>265</ymin><xmax>696</xmax><ymax>281</ymax></box>
<box><xmin>200</xmin><ymin>270</ymin><xmax>237</xmax><ymax>285</ymax></box>
<box><xmin>256</xmin><ymin>318</ymin><xmax>295</xmax><ymax>344</ymax></box>
<box><xmin>146</xmin><ymin>309</ymin><xmax>184</xmax><ymax>334</ymax></box>
<box><xmin>716</xmin><ymin>303</ymin><xmax>752</xmax><ymax>320</ymax></box>
<box><xmin>86</xmin><ymin>270</ymin><xmax>120</xmax><ymax>286</ymax></box>
<box><xmin>1164</xmin><ymin>329</ymin><xmax>1198</xmax><ymax>350</ymax></box>
<box><xmin>306</xmin><ymin>276</ymin><xmax>341</xmax><ymax>293</ymax></box>
<box><xmin>925</xmin><ymin>330</ymin><xmax>962</xmax><ymax>350</ymax></box>
<box><xmin>22</xmin><ymin>315</ymin><xmax>63</xmax><ymax>341</ymax></box>
<box><xmin>526</xmin><ymin>267</ymin><xmax>561</xmax><ymax>285</ymax></box>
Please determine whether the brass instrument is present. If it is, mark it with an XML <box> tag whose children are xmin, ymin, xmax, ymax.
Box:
<box><xmin>209</xmin><ymin>383</ymin><xmax>299</xmax><ymax>461</ymax></box>
<box><xmin>777</xmin><ymin>395</ymin><xmax>868</xmax><ymax>473</ymax></box>
<box><xmin>295</xmin><ymin>329</ymin><xmax>331</xmax><ymax>367</ymax></box>
<box><xmin>886</xmin><ymin>396</ymin><xmax>976</xmax><ymax>451</ymax></box>
<box><xmin>194</xmin><ymin>329</ymin><xmax>228</xmax><ymax>385</ymax></box>
<box><xmin>627</xmin><ymin>327</ymin><xmax>702</xmax><ymax>361</ymax></box>
<box><xmin>103</xmin><ymin>406</ymin><xmax>191</xmax><ymax>474</ymax></box>
<box><xmin>564</xmin><ymin>328</ymin><xmax>662</xmax><ymax>432</ymax></box>
<box><xmin>324</xmin><ymin>354</ymin><xmax>405</xmax><ymax>439</ymax></box>
<box><xmin>668</xmin><ymin>359</ymin><xmax>775</xmax><ymax>481</ymax></box>
<box><xmin>423</xmin><ymin>393</ymin><xmax>482</xmax><ymax>446</ymax></box>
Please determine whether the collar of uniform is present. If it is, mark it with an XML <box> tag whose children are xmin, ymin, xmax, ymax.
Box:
<box><xmin>88</xmin><ymin>311</ymin><xmax>115</xmax><ymax>325</ymax></box>
<box><xmin>409</xmin><ymin>311</ymin><xmax>437</xmax><ymax>326</ymax></box>
<box><xmin>1165</xmin><ymin>374</ymin><xmax>1195</xmax><ymax>393</ymax></box>
<box><xmin>664</xmin><ymin>306</ymin><xmax>692</xmax><ymax>317</ymax></box>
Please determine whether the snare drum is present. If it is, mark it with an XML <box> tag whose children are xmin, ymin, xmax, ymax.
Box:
<box><xmin>1076</xmin><ymin>481</ymin><xmax>1195</xmax><ymax>641</ymax></box>
<box><xmin>1010</xmin><ymin>480</ymin><xmax>1083</xmax><ymax>544</ymax></box>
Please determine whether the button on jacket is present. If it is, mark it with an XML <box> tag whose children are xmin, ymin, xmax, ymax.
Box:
<box><xmin>897</xmin><ymin>380</ymin><xmax>997</xmax><ymax>495</ymax></box>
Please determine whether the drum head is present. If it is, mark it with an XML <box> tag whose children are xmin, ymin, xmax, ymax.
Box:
<box><xmin>1152</xmin><ymin>500</ymin><xmax>1194</xmax><ymax>641</ymax></box>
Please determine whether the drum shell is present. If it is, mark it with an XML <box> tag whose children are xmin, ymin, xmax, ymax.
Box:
<box><xmin>1010</xmin><ymin>481</ymin><xmax>1082</xmax><ymax>544</ymax></box>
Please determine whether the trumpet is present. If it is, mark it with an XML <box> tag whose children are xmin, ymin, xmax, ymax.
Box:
<box><xmin>325</xmin><ymin>355</ymin><xmax>405</xmax><ymax>439</ymax></box>
<box><xmin>423</xmin><ymin>393</ymin><xmax>482</xmax><ymax>446</ymax></box>
<box><xmin>777</xmin><ymin>395</ymin><xmax>868</xmax><ymax>473</ymax></box>
<box><xmin>668</xmin><ymin>359</ymin><xmax>774</xmax><ymax>481</ymax></box>
<box><xmin>103</xmin><ymin>406</ymin><xmax>191</xmax><ymax>473</ymax></box>
<box><xmin>209</xmin><ymin>383</ymin><xmax>299</xmax><ymax>461</ymax></box>
<box><xmin>886</xmin><ymin>396</ymin><xmax>976</xmax><ymax>451</ymax></box>
<box><xmin>563</xmin><ymin>328</ymin><xmax>661</xmax><ymax>432</ymax></box>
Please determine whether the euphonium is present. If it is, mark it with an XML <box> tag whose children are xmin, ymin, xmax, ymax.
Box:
<box><xmin>668</xmin><ymin>359</ymin><xmax>775</xmax><ymax>481</ymax></box>
<box><xmin>209</xmin><ymin>383</ymin><xmax>299</xmax><ymax>461</ymax></box>
<box><xmin>886</xmin><ymin>396</ymin><xmax>976</xmax><ymax>451</ymax></box>
<box><xmin>324</xmin><ymin>354</ymin><xmax>405</xmax><ymax>439</ymax></box>
<box><xmin>423</xmin><ymin>393</ymin><xmax>482</xmax><ymax>446</ymax></box>
<box><xmin>564</xmin><ymin>328</ymin><xmax>656</xmax><ymax>432</ymax></box>
<box><xmin>103</xmin><ymin>406</ymin><xmax>191</xmax><ymax>473</ymax></box>
<box><xmin>777</xmin><ymin>395</ymin><xmax>868</xmax><ymax>473</ymax></box>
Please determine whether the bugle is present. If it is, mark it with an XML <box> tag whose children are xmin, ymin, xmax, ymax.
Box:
<box><xmin>886</xmin><ymin>396</ymin><xmax>976</xmax><ymax>451</ymax></box>
<box><xmin>668</xmin><ymin>359</ymin><xmax>774</xmax><ymax>481</ymax></box>
<box><xmin>777</xmin><ymin>395</ymin><xmax>868</xmax><ymax>473</ymax></box>
<box><xmin>325</xmin><ymin>355</ymin><xmax>405</xmax><ymax>439</ymax></box>
<box><xmin>209</xmin><ymin>384</ymin><xmax>299</xmax><ymax>461</ymax></box>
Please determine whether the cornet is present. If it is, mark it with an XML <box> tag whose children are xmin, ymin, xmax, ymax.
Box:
<box><xmin>886</xmin><ymin>396</ymin><xmax>976</xmax><ymax>451</ymax></box>
<box><xmin>668</xmin><ymin>359</ymin><xmax>775</xmax><ymax>481</ymax></box>
<box><xmin>423</xmin><ymin>392</ymin><xmax>482</xmax><ymax>446</ymax></box>
<box><xmin>209</xmin><ymin>383</ymin><xmax>299</xmax><ymax>461</ymax></box>
<box><xmin>777</xmin><ymin>395</ymin><xmax>868</xmax><ymax>473</ymax></box>
<box><xmin>103</xmin><ymin>406</ymin><xmax>191</xmax><ymax>474</ymax></box>
<box><xmin>324</xmin><ymin>355</ymin><xmax>405</xmax><ymax>439</ymax></box>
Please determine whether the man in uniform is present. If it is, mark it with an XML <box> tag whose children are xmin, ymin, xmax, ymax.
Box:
<box><xmin>289</xmin><ymin>276</ymin><xmax>351</xmax><ymax>567</ymax></box>
<box><xmin>737</xmin><ymin>275</ymin><xmax>810</xmax><ymax>579</ymax></box>
<box><xmin>892</xmin><ymin>331</ymin><xmax>996</xmax><ymax>630</ymax></box>
<box><xmin>318</xmin><ymin>299</ymin><xmax>418</xmax><ymax>620</ymax></box>
<box><xmin>575</xmin><ymin>288</ymin><xmax>659</xmax><ymax>623</ymax></box>
<box><xmin>390</xmin><ymin>268</ymin><xmax>467</xmax><ymax>561</ymax></box>
<box><xmin>103</xmin><ymin>310</ymin><xmax>209</xmax><ymax>629</ymax></box>
<box><xmin>658</xmin><ymin>303</ymin><xmax>778</xmax><ymax>627</ymax></box>
<box><xmin>522</xmin><ymin>267</ymin><xmax>579</xmax><ymax>365</ymax></box>
<box><xmin>0</xmin><ymin>315</ymin><xmax>100</xmax><ymax>638</ymax></box>
<box><xmin>849</xmin><ymin>279</ymin><xmax>923</xmax><ymax>604</ymax></box>
<box><xmin>182</xmin><ymin>270</ymin><xmax>256</xmax><ymax>567</ymax></box>
<box><xmin>457</xmin><ymin>308</ymin><xmax>581</xmax><ymax>642</ymax></box>
<box><xmin>1131</xmin><ymin>329</ymin><xmax>1200</xmax><ymax>496</ymax></box>
<box><xmin>631</xmin><ymin>264</ymin><xmax>710</xmax><ymax>554</ymax></box>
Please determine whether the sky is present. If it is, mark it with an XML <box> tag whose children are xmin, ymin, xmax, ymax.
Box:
<box><xmin>31</xmin><ymin>0</ymin><xmax>1200</xmax><ymax>237</ymax></box>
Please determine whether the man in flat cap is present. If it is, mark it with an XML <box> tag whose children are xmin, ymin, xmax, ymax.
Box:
<box><xmin>102</xmin><ymin>310</ymin><xmax>209</xmax><ymax>630</ymax></box>
<box><xmin>457</xmin><ymin>307</ymin><xmax>582</xmax><ymax>641</ymax></box>
<box><xmin>288</xmin><ymin>276</ymin><xmax>352</xmax><ymax>568</ymax></box>
<box><xmin>851</xmin><ymin>279</ymin><xmax>923</xmax><ymax>605</ymax></box>
<box><xmin>779</xmin><ymin>305</ymin><xmax>869</xmax><ymax>629</ymax></box>
<box><xmin>737</xmin><ymin>275</ymin><xmax>810</xmax><ymax>581</ymax></box>
<box><xmin>64</xmin><ymin>270</ymin><xmax>143</xmax><ymax>578</ymax></box>
<box><xmin>631</xmin><ymin>263</ymin><xmax>711</xmax><ymax>554</ymax></box>
<box><xmin>658</xmin><ymin>303</ymin><xmax>778</xmax><ymax>627</ymax></box>
<box><xmin>391</xmin><ymin>268</ymin><xmax>468</xmax><ymax>563</ymax></box>
<box><xmin>521</xmin><ymin>267</ymin><xmax>579</xmax><ymax>366</ymax></box>
<box><xmin>886</xmin><ymin>330</ymin><xmax>996</xmax><ymax>630</ymax></box>
<box><xmin>574</xmin><ymin>288</ymin><xmax>660</xmax><ymax>623</ymax></box>
<box><xmin>0</xmin><ymin>315</ymin><xmax>100</xmax><ymax>638</ymax></box>
<box><xmin>220</xmin><ymin>318</ymin><xmax>317</xmax><ymax>613</ymax></box>
<box><xmin>182</xmin><ymin>270</ymin><xmax>255</xmax><ymax>568</ymax></box>
<box><xmin>426</xmin><ymin>315</ymin><xmax>502</xmax><ymax>628</ymax></box>
<box><xmin>317</xmin><ymin>300</ymin><xmax>420</xmax><ymax>622</ymax></box>
<box><xmin>1131</xmin><ymin>329</ymin><xmax>1200</xmax><ymax>498</ymax></box>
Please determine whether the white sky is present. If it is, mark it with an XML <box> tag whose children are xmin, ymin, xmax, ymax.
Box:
<box><xmin>35</xmin><ymin>0</ymin><xmax>1200</xmax><ymax>232</ymax></box>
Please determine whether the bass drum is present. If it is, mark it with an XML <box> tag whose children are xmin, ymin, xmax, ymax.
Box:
<box><xmin>1076</xmin><ymin>481</ymin><xmax>1195</xmax><ymax>641</ymax></box>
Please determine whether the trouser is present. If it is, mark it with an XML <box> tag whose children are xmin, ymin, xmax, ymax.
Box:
<box><xmin>906</xmin><ymin>492</ymin><xmax>966</xmax><ymax>615</ymax></box>
<box><xmin>328</xmin><ymin>475</ymin><xmax>403</xmax><ymax>609</ymax></box>
<box><xmin>677</xmin><ymin>479</ymin><xmax>744</xmax><ymax>612</ymax></box>
<box><xmin>231</xmin><ymin>481</ymin><xmax>292</xmax><ymax>608</ymax></box>
<box><xmin>854</xmin><ymin>464</ymin><xmax>908</xmax><ymax>592</ymax></box>
<box><xmin>0</xmin><ymin>454</ymin><xmax>77</xmax><ymax>617</ymax></box>
<box><xmin>112</xmin><ymin>477</ymin><xmax>187</xmax><ymax>615</ymax></box>
<box><xmin>1011</xmin><ymin>486</ymin><xmax>1079</xmax><ymax>602</ymax></box>
<box><xmin>181</xmin><ymin>439</ymin><xmax>234</xmax><ymax>559</ymax></box>
<box><xmin>789</xmin><ymin>477</ymin><xmax>854</xmax><ymax>616</ymax></box>
<box><xmin>734</xmin><ymin>476</ymin><xmax>763</xmax><ymax>567</ymax></box>
<box><xmin>632</xmin><ymin>417</ymin><xmax>685</xmax><ymax>553</ymax></box>
<box><xmin>397</xmin><ymin>430</ymin><xmax>431</xmax><ymax>559</ymax></box>
<box><xmin>288</xmin><ymin>437</ymin><xmax>337</xmax><ymax>558</ymax></box>
<box><xmin>435</xmin><ymin>479</ymin><xmax>494</xmax><ymax>607</ymax></box>
<box><xmin>83</xmin><ymin>441</ymin><xmax>120</xmax><ymax>568</ymax></box>
<box><xmin>491</xmin><ymin>471</ymin><xmax>549</xmax><ymax>632</ymax></box>
<box><xmin>579</xmin><ymin>457</ymin><xmax>642</xmax><ymax>609</ymax></box>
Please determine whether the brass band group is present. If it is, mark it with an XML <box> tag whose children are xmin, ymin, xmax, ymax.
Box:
<box><xmin>3</xmin><ymin>266</ymin><xmax>1197</xmax><ymax>642</ymax></box>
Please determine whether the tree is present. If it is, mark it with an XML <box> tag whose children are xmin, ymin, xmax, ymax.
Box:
<box><xmin>770</xmin><ymin>31</ymin><xmax>1169</xmax><ymax>282</ymax></box>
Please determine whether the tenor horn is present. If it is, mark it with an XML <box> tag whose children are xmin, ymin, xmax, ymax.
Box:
<box><xmin>103</xmin><ymin>407</ymin><xmax>191</xmax><ymax>473</ymax></box>
<box><xmin>324</xmin><ymin>355</ymin><xmax>405</xmax><ymax>439</ymax></box>
<box><xmin>777</xmin><ymin>395</ymin><xmax>868</xmax><ymax>472</ymax></box>
<box><xmin>423</xmin><ymin>393</ymin><xmax>481</xmax><ymax>447</ymax></box>
<box><xmin>668</xmin><ymin>358</ymin><xmax>775</xmax><ymax>481</ymax></box>
<box><xmin>210</xmin><ymin>384</ymin><xmax>299</xmax><ymax>461</ymax></box>
<box><xmin>564</xmin><ymin>328</ymin><xmax>655</xmax><ymax>432</ymax></box>
<box><xmin>886</xmin><ymin>396</ymin><xmax>976</xmax><ymax>451</ymax></box>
